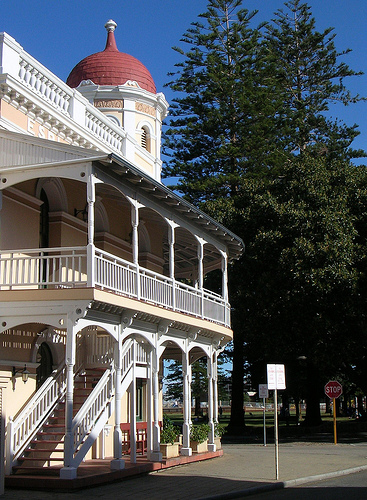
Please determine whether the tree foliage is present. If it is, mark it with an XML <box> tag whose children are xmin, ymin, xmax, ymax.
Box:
<box><xmin>265</xmin><ymin>0</ymin><xmax>365</xmax><ymax>159</ymax></box>
<box><xmin>163</xmin><ymin>0</ymin><xmax>366</xmax><ymax>429</ymax></box>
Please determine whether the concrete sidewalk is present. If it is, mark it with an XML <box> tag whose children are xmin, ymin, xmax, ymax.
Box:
<box><xmin>3</xmin><ymin>441</ymin><xmax>367</xmax><ymax>499</ymax></box>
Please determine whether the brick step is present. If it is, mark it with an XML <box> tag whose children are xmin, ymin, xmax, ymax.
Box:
<box><xmin>24</xmin><ymin>448</ymin><xmax>64</xmax><ymax>453</ymax></box>
<box><xmin>12</xmin><ymin>466</ymin><xmax>61</xmax><ymax>476</ymax></box>
<box><xmin>18</xmin><ymin>456</ymin><xmax>64</xmax><ymax>462</ymax></box>
<box><xmin>31</xmin><ymin>439</ymin><xmax>63</xmax><ymax>445</ymax></box>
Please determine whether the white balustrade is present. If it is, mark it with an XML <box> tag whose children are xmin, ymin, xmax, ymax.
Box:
<box><xmin>0</xmin><ymin>246</ymin><xmax>229</xmax><ymax>326</ymax></box>
<box><xmin>70</xmin><ymin>338</ymin><xmax>143</xmax><ymax>467</ymax></box>
<box><xmin>6</xmin><ymin>365</ymin><xmax>67</xmax><ymax>474</ymax></box>
<box><xmin>1</xmin><ymin>33</ymin><xmax>127</xmax><ymax>156</ymax></box>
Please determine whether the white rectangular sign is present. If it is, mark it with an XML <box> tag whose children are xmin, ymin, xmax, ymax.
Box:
<box><xmin>259</xmin><ymin>384</ymin><xmax>269</xmax><ymax>398</ymax></box>
<box><xmin>267</xmin><ymin>364</ymin><xmax>286</xmax><ymax>390</ymax></box>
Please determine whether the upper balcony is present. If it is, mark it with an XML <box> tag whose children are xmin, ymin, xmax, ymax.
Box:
<box><xmin>0</xmin><ymin>245</ymin><xmax>230</xmax><ymax>327</ymax></box>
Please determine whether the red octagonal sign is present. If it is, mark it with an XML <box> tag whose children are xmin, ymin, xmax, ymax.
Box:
<box><xmin>324</xmin><ymin>380</ymin><xmax>343</xmax><ymax>399</ymax></box>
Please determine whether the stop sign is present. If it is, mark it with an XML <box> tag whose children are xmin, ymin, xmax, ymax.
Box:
<box><xmin>324</xmin><ymin>380</ymin><xmax>343</xmax><ymax>399</ymax></box>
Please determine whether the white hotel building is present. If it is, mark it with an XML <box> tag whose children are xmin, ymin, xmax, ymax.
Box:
<box><xmin>0</xmin><ymin>20</ymin><xmax>243</xmax><ymax>481</ymax></box>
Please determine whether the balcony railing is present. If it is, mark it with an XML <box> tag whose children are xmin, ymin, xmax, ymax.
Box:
<box><xmin>0</xmin><ymin>246</ymin><xmax>230</xmax><ymax>327</ymax></box>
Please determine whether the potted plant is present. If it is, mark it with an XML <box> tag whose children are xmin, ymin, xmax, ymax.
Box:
<box><xmin>190</xmin><ymin>423</ymin><xmax>210</xmax><ymax>453</ymax></box>
<box><xmin>214</xmin><ymin>422</ymin><xmax>225</xmax><ymax>450</ymax></box>
<box><xmin>160</xmin><ymin>420</ymin><xmax>180</xmax><ymax>459</ymax></box>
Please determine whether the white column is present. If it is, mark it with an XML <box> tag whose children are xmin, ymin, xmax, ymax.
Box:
<box><xmin>181</xmin><ymin>349</ymin><xmax>192</xmax><ymax>456</ymax></box>
<box><xmin>198</xmin><ymin>240</ymin><xmax>204</xmax><ymax>319</ymax></box>
<box><xmin>221</xmin><ymin>251</ymin><xmax>228</xmax><ymax>301</ymax></box>
<box><xmin>87</xmin><ymin>173</ymin><xmax>95</xmax><ymax>246</ymax></box>
<box><xmin>207</xmin><ymin>349</ymin><xmax>216</xmax><ymax>452</ymax></box>
<box><xmin>168</xmin><ymin>223</ymin><xmax>176</xmax><ymax>310</ymax></box>
<box><xmin>150</xmin><ymin>345</ymin><xmax>162</xmax><ymax>461</ymax></box>
<box><xmin>60</xmin><ymin>317</ymin><xmax>77</xmax><ymax>479</ymax></box>
<box><xmin>221</xmin><ymin>251</ymin><xmax>229</xmax><ymax>326</ymax></box>
<box><xmin>130</xmin><ymin>340</ymin><xmax>137</xmax><ymax>464</ymax></box>
<box><xmin>146</xmin><ymin>348</ymin><xmax>153</xmax><ymax>460</ymax></box>
<box><xmin>111</xmin><ymin>326</ymin><xmax>125</xmax><ymax>470</ymax></box>
<box><xmin>131</xmin><ymin>204</ymin><xmax>140</xmax><ymax>300</ymax></box>
<box><xmin>87</xmin><ymin>174</ymin><xmax>96</xmax><ymax>287</ymax></box>
<box><xmin>213</xmin><ymin>350</ymin><xmax>219</xmax><ymax>424</ymax></box>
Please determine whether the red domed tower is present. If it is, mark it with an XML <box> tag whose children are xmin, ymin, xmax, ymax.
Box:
<box><xmin>67</xmin><ymin>20</ymin><xmax>156</xmax><ymax>93</ymax></box>
<box><xmin>66</xmin><ymin>20</ymin><xmax>168</xmax><ymax>181</ymax></box>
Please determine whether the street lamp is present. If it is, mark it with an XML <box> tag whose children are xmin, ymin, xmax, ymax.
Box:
<box><xmin>12</xmin><ymin>365</ymin><xmax>30</xmax><ymax>388</ymax></box>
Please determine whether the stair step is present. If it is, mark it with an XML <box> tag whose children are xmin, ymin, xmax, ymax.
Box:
<box><xmin>12</xmin><ymin>466</ymin><xmax>61</xmax><ymax>476</ymax></box>
<box><xmin>31</xmin><ymin>439</ymin><xmax>63</xmax><ymax>444</ymax></box>
<box><xmin>25</xmin><ymin>448</ymin><xmax>64</xmax><ymax>452</ymax></box>
<box><xmin>18</xmin><ymin>456</ymin><xmax>64</xmax><ymax>462</ymax></box>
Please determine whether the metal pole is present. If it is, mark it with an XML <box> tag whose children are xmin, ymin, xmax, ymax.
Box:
<box><xmin>333</xmin><ymin>398</ymin><xmax>337</xmax><ymax>445</ymax></box>
<box><xmin>274</xmin><ymin>388</ymin><xmax>279</xmax><ymax>480</ymax></box>
<box><xmin>263</xmin><ymin>397</ymin><xmax>266</xmax><ymax>446</ymax></box>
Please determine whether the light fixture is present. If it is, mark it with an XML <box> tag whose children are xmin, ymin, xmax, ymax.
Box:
<box><xmin>74</xmin><ymin>204</ymin><xmax>88</xmax><ymax>222</ymax></box>
<box><xmin>12</xmin><ymin>364</ymin><xmax>30</xmax><ymax>384</ymax></box>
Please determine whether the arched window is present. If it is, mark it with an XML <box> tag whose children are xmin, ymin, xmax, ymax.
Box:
<box><xmin>141</xmin><ymin>126</ymin><xmax>151</xmax><ymax>152</ymax></box>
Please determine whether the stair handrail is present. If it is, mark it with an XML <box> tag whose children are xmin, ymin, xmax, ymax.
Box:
<box><xmin>70</xmin><ymin>338</ymin><xmax>135</xmax><ymax>466</ymax></box>
<box><xmin>6</xmin><ymin>363</ymin><xmax>67</xmax><ymax>474</ymax></box>
<box><xmin>71</xmin><ymin>366</ymin><xmax>115</xmax><ymax>451</ymax></box>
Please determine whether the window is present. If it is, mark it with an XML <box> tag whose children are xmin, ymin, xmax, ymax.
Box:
<box><xmin>141</xmin><ymin>126</ymin><xmax>150</xmax><ymax>152</ymax></box>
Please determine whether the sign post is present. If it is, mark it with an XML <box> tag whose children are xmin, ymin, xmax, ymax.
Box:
<box><xmin>324</xmin><ymin>381</ymin><xmax>342</xmax><ymax>445</ymax></box>
<box><xmin>259</xmin><ymin>384</ymin><xmax>269</xmax><ymax>446</ymax></box>
<box><xmin>267</xmin><ymin>364</ymin><xmax>286</xmax><ymax>480</ymax></box>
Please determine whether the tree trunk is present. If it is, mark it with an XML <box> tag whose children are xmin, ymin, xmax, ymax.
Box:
<box><xmin>304</xmin><ymin>365</ymin><xmax>322</xmax><ymax>426</ymax></box>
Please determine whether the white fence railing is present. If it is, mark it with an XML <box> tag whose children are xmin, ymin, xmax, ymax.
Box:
<box><xmin>6</xmin><ymin>365</ymin><xmax>67</xmax><ymax>474</ymax></box>
<box><xmin>0</xmin><ymin>246</ymin><xmax>230</xmax><ymax>326</ymax></box>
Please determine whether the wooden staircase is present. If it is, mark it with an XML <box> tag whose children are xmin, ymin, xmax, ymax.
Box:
<box><xmin>12</xmin><ymin>368</ymin><xmax>105</xmax><ymax>475</ymax></box>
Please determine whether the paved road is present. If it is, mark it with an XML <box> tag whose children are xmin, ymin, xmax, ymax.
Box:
<box><xmin>254</xmin><ymin>469</ymin><xmax>367</xmax><ymax>500</ymax></box>
<box><xmin>3</xmin><ymin>441</ymin><xmax>367</xmax><ymax>499</ymax></box>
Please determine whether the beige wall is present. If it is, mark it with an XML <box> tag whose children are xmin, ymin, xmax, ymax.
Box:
<box><xmin>0</xmin><ymin>190</ymin><xmax>41</xmax><ymax>250</ymax></box>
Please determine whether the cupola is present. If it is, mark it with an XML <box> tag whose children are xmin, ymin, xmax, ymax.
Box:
<box><xmin>66</xmin><ymin>20</ymin><xmax>156</xmax><ymax>93</ymax></box>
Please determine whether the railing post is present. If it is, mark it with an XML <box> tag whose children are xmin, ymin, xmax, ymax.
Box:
<box><xmin>69</xmin><ymin>89</ymin><xmax>87</xmax><ymax>127</ymax></box>
<box><xmin>5</xmin><ymin>417</ymin><xmax>14</xmax><ymax>476</ymax></box>
<box><xmin>0</xmin><ymin>33</ymin><xmax>22</xmax><ymax>78</ymax></box>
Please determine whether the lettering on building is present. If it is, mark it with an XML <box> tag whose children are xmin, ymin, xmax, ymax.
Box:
<box><xmin>94</xmin><ymin>99</ymin><xmax>123</xmax><ymax>109</ymax></box>
<box><xmin>135</xmin><ymin>102</ymin><xmax>156</xmax><ymax>117</ymax></box>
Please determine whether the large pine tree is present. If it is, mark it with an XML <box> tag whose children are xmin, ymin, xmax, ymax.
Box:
<box><xmin>163</xmin><ymin>0</ymin><xmax>366</xmax><ymax>430</ymax></box>
<box><xmin>265</xmin><ymin>0</ymin><xmax>365</xmax><ymax>160</ymax></box>
<box><xmin>163</xmin><ymin>0</ymin><xmax>282</xmax><ymax>204</ymax></box>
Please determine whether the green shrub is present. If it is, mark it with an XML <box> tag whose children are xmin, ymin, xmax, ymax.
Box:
<box><xmin>190</xmin><ymin>424</ymin><xmax>210</xmax><ymax>444</ymax></box>
<box><xmin>160</xmin><ymin>424</ymin><xmax>178</xmax><ymax>445</ymax></box>
<box><xmin>214</xmin><ymin>422</ymin><xmax>226</xmax><ymax>437</ymax></box>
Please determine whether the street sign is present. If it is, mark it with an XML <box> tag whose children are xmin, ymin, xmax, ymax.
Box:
<box><xmin>259</xmin><ymin>384</ymin><xmax>269</xmax><ymax>399</ymax></box>
<box><xmin>324</xmin><ymin>380</ymin><xmax>343</xmax><ymax>399</ymax></box>
<box><xmin>267</xmin><ymin>364</ymin><xmax>286</xmax><ymax>390</ymax></box>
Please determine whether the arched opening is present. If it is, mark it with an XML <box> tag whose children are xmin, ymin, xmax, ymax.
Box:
<box><xmin>141</xmin><ymin>126</ymin><xmax>151</xmax><ymax>153</ymax></box>
<box><xmin>36</xmin><ymin>342</ymin><xmax>53</xmax><ymax>389</ymax></box>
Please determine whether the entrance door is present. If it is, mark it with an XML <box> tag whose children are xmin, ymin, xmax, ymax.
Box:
<box><xmin>36</xmin><ymin>342</ymin><xmax>53</xmax><ymax>389</ymax></box>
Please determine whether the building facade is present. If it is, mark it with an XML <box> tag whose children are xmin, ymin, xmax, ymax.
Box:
<box><xmin>0</xmin><ymin>21</ymin><xmax>243</xmax><ymax>479</ymax></box>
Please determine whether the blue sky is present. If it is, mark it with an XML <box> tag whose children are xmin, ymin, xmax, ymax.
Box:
<box><xmin>1</xmin><ymin>0</ymin><xmax>366</xmax><ymax>160</ymax></box>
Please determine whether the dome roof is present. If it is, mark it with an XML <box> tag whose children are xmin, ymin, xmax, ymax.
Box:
<box><xmin>66</xmin><ymin>20</ymin><xmax>156</xmax><ymax>93</ymax></box>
